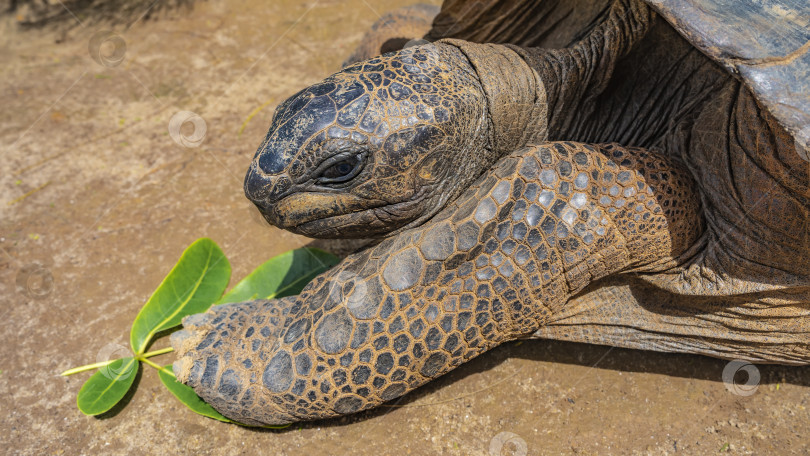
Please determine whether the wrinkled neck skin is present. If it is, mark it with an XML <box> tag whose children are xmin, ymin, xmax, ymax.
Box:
<box><xmin>442</xmin><ymin>0</ymin><xmax>654</xmax><ymax>148</ymax></box>
<box><xmin>439</xmin><ymin>40</ymin><xmax>549</xmax><ymax>155</ymax></box>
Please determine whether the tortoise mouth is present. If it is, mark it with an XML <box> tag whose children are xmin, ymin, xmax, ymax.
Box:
<box><xmin>258</xmin><ymin>192</ymin><xmax>391</xmax><ymax>238</ymax></box>
<box><xmin>260</xmin><ymin>192</ymin><xmax>428</xmax><ymax>238</ymax></box>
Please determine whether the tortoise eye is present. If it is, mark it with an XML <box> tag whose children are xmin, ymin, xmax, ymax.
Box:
<box><xmin>317</xmin><ymin>155</ymin><xmax>363</xmax><ymax>184</ymax></box>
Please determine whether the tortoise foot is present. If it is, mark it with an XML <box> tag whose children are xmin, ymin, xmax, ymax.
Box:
<box><xmin>171</xmin><ymin>299</ymin><xmax>297</xmax><ymax>426</ymax></box>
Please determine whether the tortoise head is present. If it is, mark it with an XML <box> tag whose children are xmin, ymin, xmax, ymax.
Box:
<box><xmin>244</xmin><ymin>43</ymin><xmax>490</xmax><ymax>238</ymax></box>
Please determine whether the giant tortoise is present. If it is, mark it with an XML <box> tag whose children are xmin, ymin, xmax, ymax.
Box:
<box><xmin>170</xmin><ymin>0</ymin><xmax>810</xmax><ymax>425</ymax></box>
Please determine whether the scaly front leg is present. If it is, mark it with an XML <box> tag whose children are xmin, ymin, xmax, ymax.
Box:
<box><xmin>172</xmin><ymin>141</ymin><xmax>702</xmax><ymax>425</ymax></box>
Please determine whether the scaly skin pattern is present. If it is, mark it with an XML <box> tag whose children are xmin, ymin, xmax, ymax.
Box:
<box><xmin>171</xmin><ymin>0</ymin><xmax>810</xmax><ymax>425</ymax></box>
<box><xmin>173</xmin><ymin>142</ymin><xmax>702</xmax><ymax>425</ymax></box>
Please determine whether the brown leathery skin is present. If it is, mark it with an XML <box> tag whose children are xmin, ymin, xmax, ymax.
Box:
<box><xmin>172</xmin><ymin>0</ymin><xmax>810</xmax><ymax>425</ymax></box>
<box><xmin>173</xmin><ymin>142</ymin><xmax>702</xmax><ymax>425</ymax></box>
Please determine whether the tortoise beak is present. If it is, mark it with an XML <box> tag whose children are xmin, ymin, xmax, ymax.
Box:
<box><xmin>261</xmin><ymin>192</ymin><xmax>383</xmax><ymax>231</ymax></box>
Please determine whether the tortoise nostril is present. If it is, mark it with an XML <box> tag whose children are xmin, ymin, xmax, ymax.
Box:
<box><xmin>244</xmin><ymin>166</ymin><xmax>294</xmax><ymax>209</ymax></box>
<box><xmin>244</xmin><ymin>167</ymin><xmax>274</xmax><ymax>205</ymax></box>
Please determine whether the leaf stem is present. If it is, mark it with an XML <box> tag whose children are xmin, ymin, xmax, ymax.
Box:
<box><xmin>61</xmin><ymin>347</ymin><xmax>174</xmax><ymax>376</ymax></box>
<box><xmin>139</xmin><ymin>357</ymin><xmax>163</xmax><ymax>370</ymax></box>
<box><xmin>60</xmin><ymin>360</ymin><xmax>115</xmax><ymax>376</ymax></box>
<box><xmin>142</xmin><ymin>347</ymin><xmax>174</xmax><ymax>358</ymax></box>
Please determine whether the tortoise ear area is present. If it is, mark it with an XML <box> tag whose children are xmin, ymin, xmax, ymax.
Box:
<box><xmin>415</xmin><ymin>155</ymin><xmax>443</xmax><ymax>184</ymax></box>
<box><xmin>381</xmin><ymin>125</ymin><xmax>445</xmax><ymax>170</ymax></box>
<box><xmin>412</xmin><ymin>134</ymin><xmax>456</xmax><ymax>192</ymax></box>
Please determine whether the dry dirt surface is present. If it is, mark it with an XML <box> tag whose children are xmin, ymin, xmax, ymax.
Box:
<box><xmin>1</xmin><ymin>1</ymin><xmax>808</xmax><ymax>455</ymax></box>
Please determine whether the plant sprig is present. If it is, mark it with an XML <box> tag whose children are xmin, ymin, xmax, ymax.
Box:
<box><xmin>61</xmin><ymin>238</ymin><xmax>340</xmax><ymax>426</ymax></box>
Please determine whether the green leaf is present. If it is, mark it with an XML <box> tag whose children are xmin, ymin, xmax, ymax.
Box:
<box><xmin>77</xmin><ymin>357</ymin><xmax>138</xmax><ymax>416</ymax></box>
<box><xmin>158</xmin><ymin>364</ymin><xmax>232</xmax><ymax>423</ymax></box>
<box><xmin>218</xmin><ymin>247</ymin><xmax>339</xmax><ymax>304</ymax></box>
<box><xmin>130</xmin><ymin>238</ymin><xmax>231</xmax><ymax>354</ymax></box>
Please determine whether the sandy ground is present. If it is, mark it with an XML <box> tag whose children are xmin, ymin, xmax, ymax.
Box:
<box><xmin>1</xmin><ymin>1</ymin><xmax>808</xmax><ymax>454</ymax></box>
